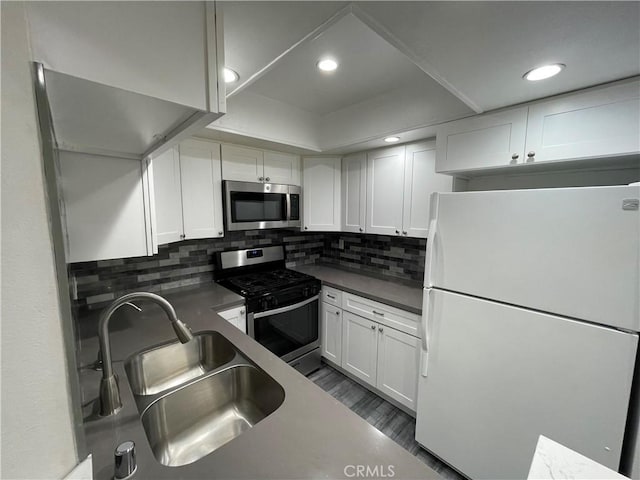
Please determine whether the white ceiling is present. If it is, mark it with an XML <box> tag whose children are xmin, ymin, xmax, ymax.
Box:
<box><xmin>208</xmin><ymin>1</ymin><xmax>640</xmax><ymax>154</ymax></box>
<box><xmin>246</xmin><ymin>14</ymin><xmax>438</xmax><ymax>115</ymax></box>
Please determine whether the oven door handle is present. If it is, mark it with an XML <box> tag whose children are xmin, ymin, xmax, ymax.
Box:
<box><xmin>253</xmin><ymin>295</ymin><xmax>319</xmax><ymax>319</ymax></box>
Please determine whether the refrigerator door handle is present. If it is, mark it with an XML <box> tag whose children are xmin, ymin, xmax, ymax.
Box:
<box><xmin>425</xmin><ymin>218</ymin><xmax>438</xmax><ymax>287</ymax></box>
<box><xmin>421</xmin><ymin>288</ymin><xmax>432</xmax><ymax>377</ymax></box>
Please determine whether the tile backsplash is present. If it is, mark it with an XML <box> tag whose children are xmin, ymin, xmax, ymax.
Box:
<box><xmin>69</xmin><ymin>230</ymin><xmax>426</xmax><ymax>310</ymax></box>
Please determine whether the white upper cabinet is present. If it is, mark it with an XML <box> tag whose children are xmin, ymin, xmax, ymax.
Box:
<box><xmin>221</xmin><ymin>144</ymin><xmax>301</xmax><ymax>185</ymax></box>
<box><xmin>221</xmin><ymin>144</ymin><xmax>264</xmax><ymax>183</ymax></box>
<box><xmin>366</xmin><ymin>146</ymin><xmax>406</xmax><ymax>236</ymax></box>
<box><xmin>435</xmin><ymin>107</ymin><xmax>528</xmax><ymax>173</ymax></box>
<box><xmin>525</xmin><ymin>80</ymin><xmax>640</xmax><ymax>164</ymax></box>
<box><xmin>403</xmin><ymin>142</ymin><xmax>453</xmax><ymax>238</ymax></box>
<box><xmin>150</xmin><ymin>139</ymin><xmax>224</xmax><ymax>246</ymax></box>
<box><xmin>302</xmin><ymin>157</ymin><xmax>341</xmax><ymax>232</ymax></box>
<box><xmin>342</xmin><ymin>152</ymin><xmax>367</xmax><ymax>233</ymax></box>
<box><xmin>436</xmin><ymin>79</ymin><xmax>640</xmax><ymax>174</ymax></box>
<box><xmin>151</xmin><ymin>147</ymin><xmax>183</xmax><ymax>245</ymax></box>
<box><xmin>179</xmin><ymin>139</ymin><xmax>224</xmax><ymax>240</ymax></box>
<box><xmin>264</xmin><ymin>151</ymin><xmax>301</xmax><ymax>185</ymax></box>
<box><xmin>59</xmin><ymin>151</ymin><xmax>148</xmax><ymax>263</ymax></box>
<box><xmin>26</xmin><ymin>2</ymin><xmax>223</xmax><ymax>112</ymax></box>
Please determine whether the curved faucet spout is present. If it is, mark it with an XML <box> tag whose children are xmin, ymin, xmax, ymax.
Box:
<box><xmin>98</xmin><ymin>292</ymin><xmax>193</xmax><ymax>416</ymax></box>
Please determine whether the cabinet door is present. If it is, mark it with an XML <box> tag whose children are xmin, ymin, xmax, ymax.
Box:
<box><xmin>217</xmin><ymin>305</ymin><xmax>246</xmax><ymax>334</ymax></box>
<box><xmin>179</xmin><ymin>139</ymin><xmax>224</xmax><ymax>239</ymax></box>
<box><xmin>402</xmin><ymin>142</ymin><xmax>452</xmax><ymax>238</ymax></box>
<box><xmin>366</xmin><ymin>146</ymin><xmax>405</xmax><ymax>236</ymax></box>
<box><xmin>435</xmin><ymin>107</ymin><xmax>528</xmax><ymax>173</ymax></box>
<box><xmin>525</xmin><ymin>80</ymin><xmax>640</xmax><ymax>164</ymax></box>
<box><xmin>341</xmin><ymin>152</ymin><xmax>367</xmax><ymax>233</ymax></box>
<box><xmin>58</xmin><ymin>151</ymin><xmax>148</xmax><ymax>262</ymax></box>
<box><xmin>221</xmin><ymin>144</ymin><xmax>264</xmax><ymax>182</ymax></box>
<box><xmin>376</xmin><ymin>326</ymin><xmax>420</xmax><ymax>411</ymax></box>
<box><xmin>320</xmin><ymin>301</ymin><xmax>342</xmax><ymax>365</ymax></box>
<box><xmin>151</xmin><ymin>146</ymin><xmax>184</xmax><ymax>245</ymax></box>
<box><xmin>341</xmin><ymin>311</ymin><xmax>378</xmax><ymax>386</ymax></box>
<box><xmin>302</xmin><ymin>157</ymin><xmax>341</xmax><ymax>232</ymax></box>
<box><xmin>264</xmin><ymin>151</ymin><xmax>301</xmax><ymax>185</ymax></box>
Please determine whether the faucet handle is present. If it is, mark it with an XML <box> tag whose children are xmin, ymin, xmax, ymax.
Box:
<box><xmin>114</xmin><ymin>441</ymin><xmax>137</xmax><ymax>479</ymax></box>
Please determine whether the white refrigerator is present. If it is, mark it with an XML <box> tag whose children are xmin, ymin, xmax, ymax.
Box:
<box><xmin>415</xmin><ymin>185</ymin><xmax>640</xmax><ymax>480</ymax></box>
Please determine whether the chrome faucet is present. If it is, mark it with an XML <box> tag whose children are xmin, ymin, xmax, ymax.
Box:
<box><xmin>98</xmin><ymin>292</ymin><xmax>194</xmax><ymax>416</ymax></box>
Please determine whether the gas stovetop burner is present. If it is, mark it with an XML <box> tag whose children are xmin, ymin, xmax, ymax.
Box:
<box><xmin>224</xmin><ymin>269</ymin><xmax>315</xmax><ymax>296</ymax></box>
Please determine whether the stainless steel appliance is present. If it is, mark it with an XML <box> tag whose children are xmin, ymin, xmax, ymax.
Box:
<box><xmin>223</xmin><ymin>180</ymin><xmax>301</xmax><ymax>231</ymax></box>
<box><xmin>215</xmin><ymin>246</ymin><xmax>321</xmax><ymax>375</ymax></box>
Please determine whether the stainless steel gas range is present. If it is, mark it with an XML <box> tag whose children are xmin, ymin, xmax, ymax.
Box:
<box><xmin>215</xmin><ymin>246</ymin><xmax>321</xmax><ymax>375</ymax></box>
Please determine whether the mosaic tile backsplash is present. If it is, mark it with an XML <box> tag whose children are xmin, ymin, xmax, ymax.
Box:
<box><xmin>69</xmin><ymin>230</ymin><xmax>426</xmax><ymax>309</ymax></box>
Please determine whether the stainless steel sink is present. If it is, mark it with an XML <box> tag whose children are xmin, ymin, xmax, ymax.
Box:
<box><xmin>140</xmin><ymin>365</ymin><xmax>285</xmax><ymax>467</ymax></box>
<box><xmin>125</xmin><ymin>332</ymin><xmax>236</xmax><ymax>396</ymax></box>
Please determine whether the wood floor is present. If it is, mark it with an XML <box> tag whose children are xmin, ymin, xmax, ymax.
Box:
<box><xmin>308</xmin><ymin>364</ymin><xmax>466</xmax><ymax>480</ymax></box>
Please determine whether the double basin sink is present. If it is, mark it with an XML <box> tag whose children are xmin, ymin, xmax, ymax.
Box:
<box><xmin>124</xmin><ymin>331</ymin><xmax>285</xmax><ymax>467</ymax></box>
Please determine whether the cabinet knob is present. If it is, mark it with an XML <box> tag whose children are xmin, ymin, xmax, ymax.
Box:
<box><xmin>402</xmin><ymin>231</ymin><xmax>407</xmax><ymax>235</ymax></box>
<box><xmin>359</xmin><ymin>227</ymin><xmax>363</xmax><ymax>232</ymax></box>
<box><xmin>239</xmin><ymin>310</ymin><xmax>244</xmax><ymax>315</ymax></box>
<box><xmin>180</xmin><ymin>234</ymin><xmax>185</xmax><ymax>239</ymax></box>
<box><xmin>336</xmin><ymin>311</ymin><xmax>340</xmax><ymax>316</ymax></box>
<box><xmin>511</xmin><ymin>153</ymin><xmax>519</xmax><ymax>160</ymax></box>
<box><xmin>304</xmin><ymin>226</ymin><xmax>308</xmax><ymax>230</ymax></box>
<box><xmin>370</xmin><ymin>325</ymin><xmax>376</xmax><ymax>330</ymax></box>
<box><xmin>527</xmin><ymin>151</ymin><xmax>535</xmax><ymax>157</ymax></box>
<box><xmin>395</xmin><ymin>229</ymin><xmax>400</xmax><ymax>234</ymax></box>
<box><xmin>218</xmin><ymin>231</ymin><xmax>223</xmax><ymax>236</ymax></box>
<box><xmin>258</xmin><ymin>176</ymin><xmax>264</xmax><ymax>181</ymax></box>
<box><xmin>265</xmin><ymin>177</ymin><xmax>270</xmax><ymax>182</ymax></box>
<box><xmin>378</xmin><ymin>327</ymin><xmax>383</xmax><ymax>332</ymax></box>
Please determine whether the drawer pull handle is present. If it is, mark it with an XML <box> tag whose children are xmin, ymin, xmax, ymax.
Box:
<box><xmin>370</xmin><ymin>325</ymin><xmax>376</xmax><ymax>330</ymax></box>
<box><xmin>378</xmin><ymin>327</ymin><xmax>384</xmax><ymax>333</ymax></box>
<box><xmin>372</xmin><ymin>310</ymin><xmax>384</xmax><ymax>316</ymax></box>
<box><xmin>327</xmin><ymin>294</ymin><xmax>336</xmax><ymax>300</ymax></box>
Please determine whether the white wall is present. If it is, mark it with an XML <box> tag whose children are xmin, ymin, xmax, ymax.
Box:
<box><xmin>208</xmin><ymin>91</ymin><xmax>322</xmax><ymax>151</ymax></box>
<box><xmin>1</xmin><ymin>2</ymin><xmax>78</xmax><ymax>478</ymax></box>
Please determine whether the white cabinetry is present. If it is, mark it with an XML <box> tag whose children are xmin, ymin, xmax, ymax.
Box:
<box><xmin>402</xmin><ymin>142</ymin><xmax>453</xmax><ymax>238</ymax></box>
<box><xmin>342</xmin><ymin>311</ymin><xmax>379</xmax><ymax>385</ymax></box>
<box><xmin>217</xmin><ymin>305</ymin><xmax>246</xmax><ymax>334</ymax></box>
<box><xmin>367</xmin><ymin>142</ymin><xmax>451</xmax><ymax>238</ymax></box>
<box><xmin>376</xmin><ymin>326</ymin><xmax>420</xmax><ymax>410</ymax></box>
<box><xmin>321</xmin><ymin>301</ymin><xmax>342</xmax><ymax>365</ymax></box>
<box><xmin>151</xmin><ymin>138</ymin><xmax>223</xmax><ymax>246</ymax></box>
<box><xmin>525</xmin><ymin>81</ymin><xmax>640</xmax><ymax>164</ymax></box>
<box><xmin>436</xmin><ymin>79</ymin><xmax>640</xmax><ymax>174</ymax></box>
<box><xmin>366</xmin><ymin>146</ymin><xmax>406</xmax><ymax>235</ymax></box>
<box><xmin>221</xmin><ymin>144</ymin><xmax>301</xmax><ymax>185</ymax></box>
<box><xmin>319</xmin><ymin>286</ymin><xmax>421</xmax><ymax>411</ymax></box>
<box><xmin>58</xmin><ymin>151</ymin><xmax>149</xmax><ymax>263</ymax></box>
<box><xmin>264</xmin><ymin>151</ymin><xmax>301</xmax><ymax>185</ymax></box>
<box><xmin>435</xmin><ymin>107</ymin><xmax>528</xmax><ymax>173</ymax></box>
<box><xmin>341</xmin><ymin>152</ymin><xmax>367</xmax><ymax>233</ymax></box>
<box><xmin>302</xmin><ymin>157</ymin><xmax>341</xmax><ymax>232</ymax></box>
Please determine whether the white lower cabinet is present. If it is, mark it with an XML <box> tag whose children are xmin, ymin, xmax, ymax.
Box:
<box><xmin>320</xmin><ymin>301</ymin><xmax>342</xmax><ymax>365</ymax></box>
<box><xmin>376</xmin><ymin>325</ymin><xmax>420</xmax><ymax>411</ymax></box>
<box><xmin>320</xmin><ymin>286</ymin><xmax>420</xmax><ymax>411</ymax></box>
<box><xmin>342</xmin><ymin>311</ymin><xmax>379</xmax><ymax>385</ymax></box>
<box><xmin>217</xmin><ymin>305</ymin><xmax>246</xmax><ymax>334</ymax></box>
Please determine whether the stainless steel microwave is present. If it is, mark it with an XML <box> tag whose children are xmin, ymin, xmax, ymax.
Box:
<box><xmin>223</xmin><ymin>180</ymin><xmax>301</xmax><ymax>231</ymax></box>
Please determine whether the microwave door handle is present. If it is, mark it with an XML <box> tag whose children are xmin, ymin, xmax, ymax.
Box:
<box><xmin>253</xmin><ymin>295</ymin><xmax>319</xmax><ymax>319</ymax></box>
<box><xmin>286</xmin><ymin>193</ymin><xmax>292</xmax><ymax>222</ymax></box>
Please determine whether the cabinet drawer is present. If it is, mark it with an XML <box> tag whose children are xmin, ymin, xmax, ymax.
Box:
<box><xmin>322</xmin><ymin>286</ymin><xmax>343</xmax><ymax>307</ymax></box>
<box><xmin>342</xmin><ymin>292</ymin><xmax>421</xmax><ymax>338</ymax></box>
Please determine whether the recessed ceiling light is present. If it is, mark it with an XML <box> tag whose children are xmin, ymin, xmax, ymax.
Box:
<box><xmin>523</xmin><ymin>64</ymin><xmax>565</xmax><ymax>81</ymax></box>
<box><xmin>384</xmin><ymin>136</ymin><xmax>400</xmax><ymax>143</ymax></box>
<box><xmin>317</xmin><ymin>59</ymin><xmax>338</xmax><ymax>72</ymax></box>
<box><xmin>224</xmin><ymin>67</ymin><xmax>239</xmax><ymax>83</ymax></box>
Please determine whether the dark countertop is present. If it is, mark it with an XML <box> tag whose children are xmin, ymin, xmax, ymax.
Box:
<box><xmin>291</xmin><ymin>264</ymin><xmax>424</xmax><ymax>314</ymax></box>
<box><xmin>79</xmin><ymin>283</ymin><xmax>439</xmax><ymax>480</ymax></box>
